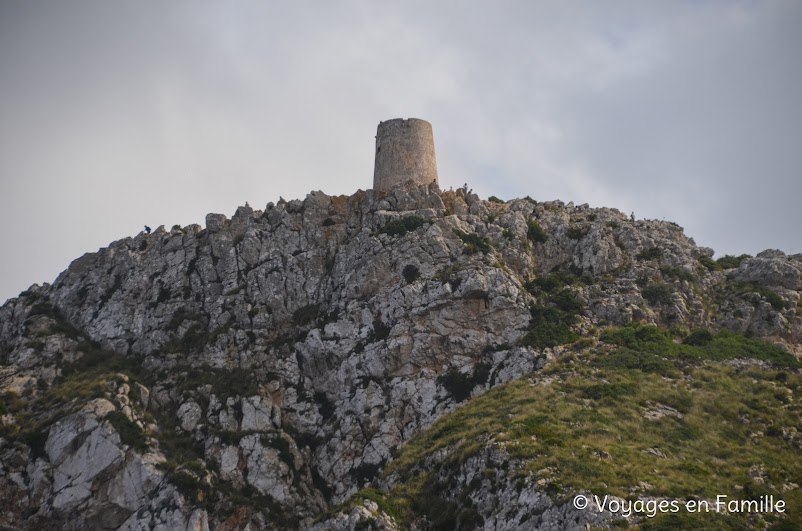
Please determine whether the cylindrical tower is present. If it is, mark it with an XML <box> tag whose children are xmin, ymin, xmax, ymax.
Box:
<box><xmin>373</xmin><ymin>118</ymin><xmax>438</xmax><ymax>192</ymax></box>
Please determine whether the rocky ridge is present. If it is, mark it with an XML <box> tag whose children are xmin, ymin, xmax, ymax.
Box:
<box><xmin>1</xmin><ymin>183</ymin><xmax>800</xmax><ymax>529</ymax></box>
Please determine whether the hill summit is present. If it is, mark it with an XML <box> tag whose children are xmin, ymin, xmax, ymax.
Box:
<box><xmin>1</xmin><ymin>184</ymin><xmax>800</xmax><ymax>530</ymax></box>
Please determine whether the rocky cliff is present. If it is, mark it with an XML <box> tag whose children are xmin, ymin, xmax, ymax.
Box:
<box><xmin>1</xmin><ymin>184</ymin><xmax>800</xmax><ymax>530</ymax></box>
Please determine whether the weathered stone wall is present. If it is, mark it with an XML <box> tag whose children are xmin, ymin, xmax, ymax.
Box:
<box><xmin>373</xmin><ymin>118</ymin><xmax>438</xmax><ymax>191</ymax></box>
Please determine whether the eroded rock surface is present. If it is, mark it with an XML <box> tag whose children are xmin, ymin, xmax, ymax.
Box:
<box><xmin>1</xmin><ymin>184</ymin><xmax>800</xmax><ymax>529</ymax></box>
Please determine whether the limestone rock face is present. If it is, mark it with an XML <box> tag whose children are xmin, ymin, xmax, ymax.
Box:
<box><xmin>177</xmin><ymin>401</ymin><xmax>203</xmax><ymax>432</ymax></box>
<box><xmin>733</xmin><ymin>250</ymin><xmax>802</xmax><ymax>290</ymax></box>
<box><xmin>307</xmin><ymin>499</ymin><xmax>401</xmax><ymax>531</ymax></box>
<box><xmin>0</xmin><ymin>185</ymin><xmax>800</xmax><ymax>529</ymax></box>
<box><xmin>1</xmin><ymin>393</ymin><xmax>168</xmax><ymax>530</ymax></box>
<box><xmin>366</xmin><ymin>445</ymin><xmax>616</xmax><ymax>531</ymax></box>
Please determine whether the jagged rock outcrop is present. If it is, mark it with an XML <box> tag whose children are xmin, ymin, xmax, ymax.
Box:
<box><xmin>1</xmin><ymin>184</ymin><xmax>800</xmax><ymax>529</ymax></box>
<box><xmin>734</xmin><ymin>249</ymin><xmax>802</xmax><ymax>290</ymax></box>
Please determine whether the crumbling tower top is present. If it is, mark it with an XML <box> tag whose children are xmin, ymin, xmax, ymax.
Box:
<box><xmin>373</xmin><ymin>118</ymin><xmax>438</xmax><ymax>192</ymax></box>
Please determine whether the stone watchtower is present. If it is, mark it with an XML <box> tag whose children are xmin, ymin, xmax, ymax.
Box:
<box><xmin>373</xmin><ymin>118</ymin><xmax>438</xmax><ymax>192</ymax></box>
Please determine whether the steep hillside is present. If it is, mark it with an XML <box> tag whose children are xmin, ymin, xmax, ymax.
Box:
<box><xmin>314</xmin><ymin>328</ymin><xmax>802</xmax><ymax>530</ymax></box>
<box><xmin>1</xmin><ymin>184</ymin><xmax>800</xmax><ymax>530</ymax></box>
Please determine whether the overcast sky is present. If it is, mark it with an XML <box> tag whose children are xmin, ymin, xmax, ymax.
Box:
<box><xmin>1</xmin><ymin>0</ymin><xmax>800</xmax><ymax>304</ymax></box>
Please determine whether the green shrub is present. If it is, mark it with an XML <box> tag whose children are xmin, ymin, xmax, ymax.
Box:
<box><xmin>566</xmin><ymin>225</ymin><xmax>590</xmax><ymax>240</ymax></box>
<box><xmin>549</xmin><ymin>288</ymin><xmax>584</xmax><ymax>313</ymax></box>
<box><xmin>380</xmin><ymin>216</ymin><xmax>426</xmax><ymax>236</ymax></box>
<box><xmin>28</xmin><ymin>300</ymin><xmax>61</xmax><ymax>320</ymax></box>
<box><xmin>20</xmin><ymin>429</ymin><xmax>48</xmax><ymax>459</ymax></box>
<box><xmin>435</xmin><ymin>265</ymin><xmax>462</xmax><ymax>291</ymax></box>
<box><xmin>639</xmin><ymin>512</ymin><xmax>748</xmax><ymax>531</ymax></box>
<box><xmin>453</xmin><ymin>229</ymin><xmax>493</xmax><ymax>254</ymax></box>
<box><xmin>581</xmin><ymin>383</ymin><xmax>637</xmax><ymax>400</ymax></box>
<box><xmin>598</xmin><ymin>348</ymin><xmax>678</xmax><ymax>377</ymax></box>
<box><xmin>488</xmin><ymin>196</ymin><xmax>505</xmax><ymax>204</ymax></box>
<box><xmin>322</xmin><ymin>218</ymin><xmax>335</xmax><ymax>227</ymax></box>
<box><xmin>519</xmin><ymin>282</ymin><xmax>584</xmax><ymax>350</ymax></box>
<box><xmin>105</xmin><ymin>411</ymin><xmax>148</xmax><ymax>452</ymax></box>
<box><xmin>636</xmin><ymin>247</ymin><xmax>662</xmax><ymax>261</ymax></box>
<box><xmin>684</xmin><ymin>329</ymin><xmax>713</xmax><ymax>346</ymax></box>
<box><xmin>348</xmin><ymin>487</ymin><xmax>408</xmax><ymax>523</ymax></box>
<box><xmin>716</xmin><ymin>254</ymin><xmax>750</xmax><ymax>269</ymax></box>
<box><xmin>402</xmin><ymin>265</ymin><xmax>420</xmax><ymax>284</ymax></box>
<box><xmin>293</xmin><ymin>304</ymin><xmax>320</xmax><ymax>325</ymax></box>
<box><xmin>732</xmin><ymin>282</ymin><xmax>785</xmax><ymax>311</ymax></box>
<box><xmin>529</xmin><ymin>275</ymin><xmax>562</xmax><ymax>294</ymax></box>
<box><xmin>642</xmin><ymin>283</ymin><xmax>674</xmax><ymax>305</ymax></box>
<box><xmin>265</xmin><ymin>435</ymin><xmax>296</xmax><ymax>469</ymax></box>
<box><xmin>661</xmin><ymin>267</ymin><xmax>695</xmax><ymax>282</ymax></box>
<box><xmin>527</xmin><ymin>221</ymin><xmax>548</xmax><ymax>243</ymax></box>
<box><xmin>438</xmin><ymin>370</ymin><xmax>475</xmax><ymax>403</ymax></box>
<box><xmin>602</xmin><ymin>324</ymin><xmax>800</xmax><ymax>369</ymax></box>
<box><xmin>438</xmin><ymin>362</ymin><xmax>491</xmax><ymax>403</ymax></box>
<box><xmin>169</xmin><ymin>469</ymin><xmax>207</xmax><ymax>503</ymax></box>
<box><xmin>176</xmin><ymin>367</ymin><xmax>261</xmax><ymax>398</ymax></box>
<box><xmin>163</xmin><ymin>323</ymin><xmax>212</xmax><ymax>353</ymax></box>
<box><xmin>520</xmin><ymin>320</ymin><xmax>578</xmax><ymax>349</ymax></box>
<box><xmin>366</xmin><ymin>319</ymin><xmax>392</xmax><ymax>343</ymax></box>
<box><xmin>528</xmin><ymin>272</ymin><xmax>587</xmax><ymax>294</ymax></box>
<box><xmin>697</xmin><ymin>256</ymin><xmax>721</xmax><ymax>272</ymax></box>
<box><xmin>61</xmin><ymin>343</ymin><xmax>143</xmax><ymax>377</ymax></box>
<box><xmin>47</xmin><ymin>319</ymin><xmax>83</xmax><ymax>341</ymax></box>
<box><xmin>690</xmin><ymin>330</ymin><xmax>799</xmax><ymax>367</ymax></box>
<box><xmin>760</xmin><ymin>290</ymin><xmax>785</xmax><ymax>311</ymax></box>
<box><xmin>601</xmin><ymin>325</ymin><xmax>674</xmax><ymax>353</ymax></box>
<box><xmin>520</xmin><ymin>306</ymin><xmax>579</xmax><ymax>349</ymax></box>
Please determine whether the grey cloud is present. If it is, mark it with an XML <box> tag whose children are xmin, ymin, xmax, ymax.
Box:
<box><xmin>1</xmin><ymin>0</ymin><xmax>800</xmax><ymax>303</ymax></box>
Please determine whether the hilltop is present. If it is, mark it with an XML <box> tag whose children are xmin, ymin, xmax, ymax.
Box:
<box><xmin>1</xmin><ymin>184</ymin><xmax>800</xmax><ymax>530</ymax></box>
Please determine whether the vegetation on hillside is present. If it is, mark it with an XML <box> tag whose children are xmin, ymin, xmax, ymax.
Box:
<box><xmin>0</xmin><ymin>310</ymin><xmax>298</xmax><ymax>525</ymax></box>
<box><xmin>332</xmin><ymin>326</ymin><xmax>802</xmax><ymax>530</ymax></box>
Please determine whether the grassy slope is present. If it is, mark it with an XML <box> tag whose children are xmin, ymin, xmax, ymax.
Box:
<box><xmin>340</xmin><ymin>327</ymin><xmax>802</xmax><ymax>530</ymax></box>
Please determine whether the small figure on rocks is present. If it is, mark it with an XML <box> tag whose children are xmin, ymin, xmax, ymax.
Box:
<box><xmin>630</xmin><ymin>212</ymin><xmax>635</xmax><ymax>222</ymax></box>
<box><xmin>144</xmin><ymin>225</ymin><xmax>151</xmax><ymax>234</ymax></box>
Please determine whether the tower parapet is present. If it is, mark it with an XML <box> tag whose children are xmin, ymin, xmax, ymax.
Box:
<box><xmin>373</xmin><ymin>118</ymin><xmax>438</xmax><ymax>192</ymax></box>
